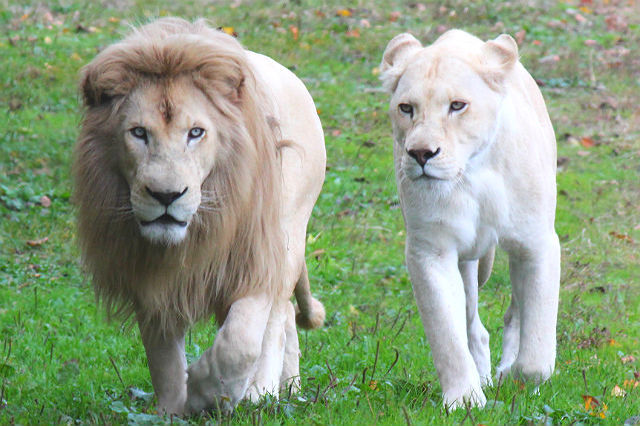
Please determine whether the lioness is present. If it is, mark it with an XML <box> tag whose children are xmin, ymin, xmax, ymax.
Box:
<box><xmin>74</xmin><ymin>18</ymin><xmax>326</xmax><ymax>415</ymax></box>
<box><xmin>381</xmin><ymin>30</ymin><xmax>560</xmax><ymax>408</ymax></box>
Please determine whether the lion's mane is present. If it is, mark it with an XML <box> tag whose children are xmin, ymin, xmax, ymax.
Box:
<box><xmin>73</xmin><ymin>18</ymin><xmax>285</xmax><ymax>333</ymax></box>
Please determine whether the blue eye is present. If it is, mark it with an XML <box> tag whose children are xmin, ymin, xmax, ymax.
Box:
<box><xmin>188</xmin><ymin>127</ymin><xmax>205</xmax><ymax>140</ymax></box>
<box><xmin>130</xmin><ymin>127</ymin><xmax>147</xmax><ymax>140</ymax></box>
<box><xmin>450</xmin><ymin>101</ymin><xmax>467</xmax><ymax>112</ymax></box>
<box><xmin>398</xmin><ymin>103</ymin><xmax>413</xmax><ymax>116</ymax></box>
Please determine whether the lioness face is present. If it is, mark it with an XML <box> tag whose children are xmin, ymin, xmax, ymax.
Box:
<box><xmin>118</xmin><ymin>77</ymin><xmax>217</xmax><ymax>245</ymax></box>
<box><xmin>390</xmin><ymin>54</ymin><xmax>503</xmax><ymax>182</ymax></box>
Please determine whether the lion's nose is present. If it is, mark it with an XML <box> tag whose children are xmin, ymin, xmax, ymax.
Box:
<box><xmin>407</xmin><ymin>147</ymin><xmax>441</xmax><ymax>167</ymax></box>
<box><xmin>146</xmin><ymin>187</ymin><xmax>188</xmax><ymax>207</ymax></box>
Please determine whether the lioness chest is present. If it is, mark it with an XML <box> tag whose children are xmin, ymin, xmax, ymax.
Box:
<box><xmin>399</xmin><ymin>166</ymin><xmax>509</xmax><ymax>261</ymax></box>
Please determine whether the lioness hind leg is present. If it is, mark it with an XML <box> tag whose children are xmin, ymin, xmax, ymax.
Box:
<box><xmin>508</xmin><ymin>233</ymin><xmax>560</xmax><ymax>384</ymax></box>
<box><xmin>460</xmin><ymin>260</ymin><xmax>491</xmax><ymax>386</ymax></box>
<box><xmin>185</xmin><ymin>293</ymin><xmax>272</xmax><ymax>415</ymax></box>
<box><xmin>280</xmin><ymin>300</ymin><xmax>301</xmax><ymax>393</ymax></box>
<box><xmin>496</xmin><ymin>299</ymin><xmax>520</xmax><ymax>382</ymax></box>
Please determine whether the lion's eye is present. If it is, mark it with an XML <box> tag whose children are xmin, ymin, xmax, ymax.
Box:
<box><xmin>398</xmin><ymin>103</ymin><xmax>414</xmax><ymax>116</ymax></box>
<box><xmin>130</xmin><ymin>127</ymin><xmax>148</xmax><ymax>141</ymax></box>
<box><xmin>188</xmin><ymin>127</ymin><xmax>205</xmax><ymax>141</ymax></box>
<box><xmin>450</xmin><ymin>101</ymin><xmax>467</xmax><ymax>112</ymax></box>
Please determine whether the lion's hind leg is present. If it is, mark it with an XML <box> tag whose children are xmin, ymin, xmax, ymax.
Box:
<box><xmin>246</xmin><ymin>300</ymin><xmax>288</xmax><ymax>402</ymax></box>
<box><xmin>280</xmin><ymin>300</ymin><xmax>301</xmax><ymax>393</ymax></box>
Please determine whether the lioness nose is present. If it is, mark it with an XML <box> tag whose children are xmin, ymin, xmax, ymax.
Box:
<box><xmin>146</xmin><ymin>187</ymin><xmax>188</xmax><ymax>206</ymax></box>
<box><xmin>407</xmin><ymin>147</ymin><xmax>441</xmax><ymax>167</ymax></box>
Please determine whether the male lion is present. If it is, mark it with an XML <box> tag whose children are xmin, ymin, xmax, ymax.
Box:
<box><xmin>73</xmin><ymin>18</ymin><xmax>326</xmax><ymax>415</ymax></box>
<box><xmin>381</xmin><ymin>30</ymin><xmax>560</xmax><ymax>408</ymax></box>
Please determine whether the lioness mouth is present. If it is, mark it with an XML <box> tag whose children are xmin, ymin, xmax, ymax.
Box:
<box><xmin>140</xmin><ymin>214</ymin><xmax>187</xmax><ymax>227</ymax></box>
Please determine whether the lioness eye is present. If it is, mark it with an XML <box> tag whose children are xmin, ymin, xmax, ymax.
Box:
<box><xmin>450</xmin><ymin>101</ymin><xmax>467</xmax><ymax>112</ymax></box>
<box><xmin>188</xmin><ymin>127</ymin><xmax>205</xmax><ymax>141</ymax></box>
<box><xmin>130</xmin><ymin>127</ymin><xmax>147</xmax><ymax>141</ymax></box>
<box><xmin>398</xmin><ymin>103</ymin><xmax>413</xmax><ymax>116</ymax></box>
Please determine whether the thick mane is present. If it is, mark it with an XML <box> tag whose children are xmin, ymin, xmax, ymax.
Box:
<box><xmin>73</xmin><ymin>18</ymin><xmax>285</xmax><ymax>333</ymax></box>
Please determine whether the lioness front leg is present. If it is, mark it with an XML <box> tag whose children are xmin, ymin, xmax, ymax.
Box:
<box><xmin>508</xmin><ymin>233</ymin><xmax>560</xmax><ymax>384</ymax></box>
<box><xmin>185</xmin><ymin>294</ymin><xmax>272</xmax><ymax>414</ymax></box>
<box><xmin>459</xmin><ymin>260</ymin><xmax>491</xmax><ymax>386</ymax></box>
<box><xmin>407</xmin><ymin>246</ymin><xmax>486</xmax><ymax>408</ymax></box>
<box><xmin>137</xmin><ymin>314</ymin><xmax>187</xmax><ymax>415</ymax></box>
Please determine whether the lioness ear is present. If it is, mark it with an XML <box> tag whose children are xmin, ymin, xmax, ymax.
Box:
<box><xmin>483</xmin><ymin>34</ymin><xmax>518</xmax><ymax>73</ymax></box>
<box><xmin>380</xmin><ymin>33</ymin><xmax>422</xmax><ymax>93</ymax></box>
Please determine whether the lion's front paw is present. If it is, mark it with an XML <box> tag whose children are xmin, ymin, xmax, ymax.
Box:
<box><xmin>443</xmin><ymin>385</ymin><xmax>487</xmax><ymax>410</ymax></box>
<box><xmin>185</xmin><ymin>361</ymin><xmax>234</xmax><ymax>416</ymax></box>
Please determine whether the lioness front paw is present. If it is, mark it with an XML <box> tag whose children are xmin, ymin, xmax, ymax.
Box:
<box><xmin>510</xmin><ymin>360</ymin><xmax>554</xmax><ymax>385</ymax></box>
<box><xmin>443</xmin><ymin>385</ymin><xmax>487</xmax><ymax>410</ymax></box>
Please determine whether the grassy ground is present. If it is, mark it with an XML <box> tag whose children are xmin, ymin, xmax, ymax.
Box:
<box><xmin>1</xmin><ymin>0</ymin><xmax>639</xmax><ymax>424</ymax></box>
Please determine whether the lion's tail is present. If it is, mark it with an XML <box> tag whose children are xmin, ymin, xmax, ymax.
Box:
<box><xmin>294</xmin><ymin>263</ymin><xmax>325</xmax><ymax>330</ymax></box>
<box><xmin>478</xmin><ymin>245</ymin><xmax>496</xmax><ymax>288</ymax></box>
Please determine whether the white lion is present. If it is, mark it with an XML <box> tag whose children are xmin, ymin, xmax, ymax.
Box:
<box><xmin>381</xmin><ymin>30</ymin><xmax>560</xmax><ymax>408</ymax></box>
<box><xmin>74</xmin><ymin>18</ymin><xmax>326</xmax><ymax>415</ymax></box>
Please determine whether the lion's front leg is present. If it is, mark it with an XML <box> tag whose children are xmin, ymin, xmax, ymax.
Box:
<box><xmin>137</xmin><ymin>315</ymin><xmax>187</xmax><ymax>415</ymax></box>
<box><xmin>407</xmin><ymin>245</ymin><xmax>485</xmax><ymax>409</ymax></box>
<box><xmin>507</xmin><ymin>233</ymin><xmax>560</xmax><ymax>384</ymax></box>
<box><xmin>185</xmin><ymin>293</ymin><xmax>272</xmax><ymax>415</ymax></box>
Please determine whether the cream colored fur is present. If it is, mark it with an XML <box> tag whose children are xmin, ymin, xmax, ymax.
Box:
<box><xmin>74</xmin><ymin>18</ymin><xmax>326</xmax><ymax>415</ymax></box>
<box><xmin>381</xmin><ymin>30</ymin><xmax>560</xmax><ymax>409</ymax></box>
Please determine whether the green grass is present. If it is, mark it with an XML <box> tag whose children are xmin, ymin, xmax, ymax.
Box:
<box><xmin>1</xmin><ymin>0</ymin><xmax>639</xmax><ymax>424</ymax></box>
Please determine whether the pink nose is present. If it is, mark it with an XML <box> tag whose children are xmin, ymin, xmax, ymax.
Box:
<box><xmin>407</xmin><ymin>147</ymin><xmax>441</xmax><ymax>167</ymax></box>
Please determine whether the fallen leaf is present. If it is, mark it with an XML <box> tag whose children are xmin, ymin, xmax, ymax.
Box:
<box><xmin>368</xmin><ymin>380</ymin><xmax>378</xmax><ymax>390</ymax></box>
<box><xmin>574</xmin><ymin>13</ymin><xmax>587</xmax><ymax>24</ymax></box>
<box><xmin>336</xmin><ymin>9</ymin><xmax>352</xmax><ymax>17</ymax></box>
<box><xmin>611</xmin><ymin>385</ymin><xmax>626</xmax><ymax>397</ymax></box>
<box><xmin>289</xmin><ymin>25</ymin><xmax>299</xmax><ymax>41</ymax></box>
<box><xmin>44</xmin><ymin>36</ymin><xmax>52</xmax><ymax>44</ymax></box>
<box><xmin>70</xmin><ymin>52</ymin><xmax>82</xmax><ymax>61</ymax></box>
<box><xmin>605</xmin><ymin>14</ymin><xmax>627</xmax><ymax>32</ymax></box>
<box><xmin>621</xmin><ymin>355</ymin><xmax>636</xmax><ymax>364</ymax></box>
<box><xmin>221</xmin><ymin>26</ymin><xmax>235</xmax><ymax>36</ymax></box>
<box><xmin>346</xmin><ymin>28</ymin><xmax>360</xmax><ymax>38</ymax></box>
<box><xmin>623</xmin><ymin>379</ymin><xmax>639</xmax><ymax>389</ymax></box>
<box><xmin>359</xmin><ymin>19</ymin><xmax>370</xmax><ymax>28</ymax></box>
<box><xmin>39</xmin><ymin>195</ymin><xmax>51</xmax><ymax>207</ymax></box>
<box><xmin>584</xmin><ymin>39</ymin><xmax>598</xmax><ymax>47</ymax></box>
<box><xmin>108</xmin><ymin>17</ymin><xmax>120</xmax><ymax>23</ymax></box>
<box><xmin>389</xmin><ymin>11</ymin><xmax>401</xmax><ymax>22</ymax></box>
<box><xmin>331</xmin><ymin>129</ymin><xmax>341</xmax><ymax>137</ymax></box>
<box><xmin>26</xmin><ymin>237</ymin><xmax>49</xmax><ymax>247</ymax></box>
<box><xmin>579</xmin><ymin>6</ymin><xmax>592</xmax><ymax>14</ymax></box>
<box><xmin>580</xmin><ymin>136</ymin><xmax>595</xmax><ymax>147</ymax></box>
<box><xmin>533</xmin><ymin>40</ymin><xmax>542</xmax><ymax>46</ymax></box>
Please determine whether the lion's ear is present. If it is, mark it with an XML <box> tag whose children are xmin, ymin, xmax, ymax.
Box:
<box><xmin>380</xmin><ymin>33</ymin><xmax>422</xmax><ymax>93</ymax></box>
<box><xmin>79</xmin><ymin>48</ymin><xmax>138</xmax><ymax>108</ymax></box>
<box><xmin>482</xmin><ymin>34</ymin><xmax>518</xmax><ymax>75</ymax></box>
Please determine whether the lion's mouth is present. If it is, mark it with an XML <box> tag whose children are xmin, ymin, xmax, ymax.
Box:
<box><xmin>140</xmin><ymin>214</ymin><xmax>187</xmax><ymax>227</ymax></box>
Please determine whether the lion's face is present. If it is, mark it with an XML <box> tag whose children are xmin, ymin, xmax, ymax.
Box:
<box><xmin>118</xmin><ymin>76</ymin><xmax>217</xmax><ymax>245</ymax></box>
<box><xmin>382</xmin><ymin>31</ymin><xmax>518</xmax><ymax>184</ymax></box>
